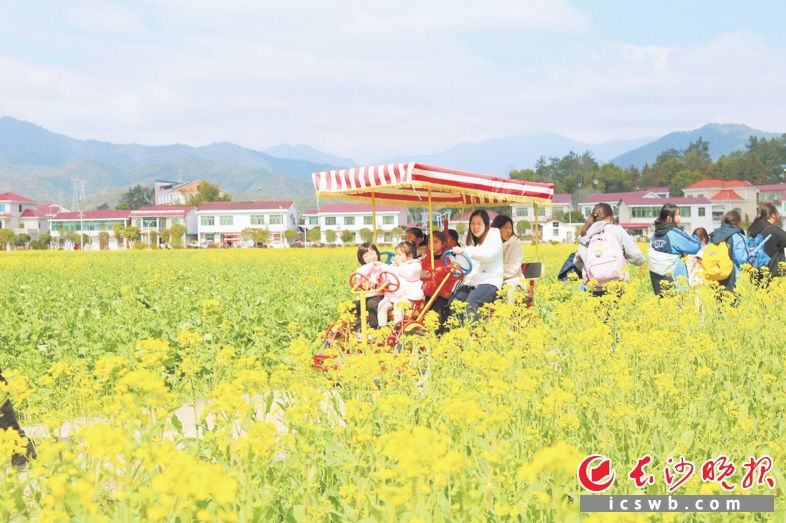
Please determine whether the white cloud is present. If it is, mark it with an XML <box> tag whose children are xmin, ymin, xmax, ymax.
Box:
<box><xmin>0</xmin><ymin>2</ymin><xmax>783</xmax><ymax>163</ymax></box>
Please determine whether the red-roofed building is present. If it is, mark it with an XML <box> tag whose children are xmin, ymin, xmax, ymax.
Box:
<box><xmin>154</xmin><ymin>180</ymin><xmax>218</xmax><ymax>205</ymax></box>
<box><xmin>682</xmin><ymin>179</ymin><xmax>759</xmax><ymax>226</ymax></box>
<box><xmin>195</xmin><ymin>200</ymin><xmax>298</xmax><ymax>247</ymax></box>
<box><xmin>49</xmin><ymin>210</ymin><xmax>132</xmax><ymax>250</ymax></box>
<box><xmin>510</xmin><ymin>193</ymin><xmax>574</xmax><ymax>225</ymax></box>
<box><xmin>711</xmin><ymin>189</ymin><xmax>744</xmax><ymax>201</ymax></box>
<box><xmin>0</xmin><ymin>192</ymin><xmax>35</xmax><ymax>203</ymax></box>
<box><xmin>683</xmin><ymin>179</ymin><xmax>752</xmax><ymax>190</ymax></box>
<box><xmin>302</xmin><ymin>203</ymin><xmax>406</xmax><ymax>245</ymax></box>
<box><xmin>130</xmin><ymin>205</ymin><xmax>198</xmax><ymax>246</ymax></box>
<box><xmin>0</xmin><ymin>191</ymin><xmax>41</xmax><ymax>239</ymax></box>
<box><xmin>756</xmin><ymin>182</ymin><xmax>786</xmax><ymax>213</ymax></box>
<box><xmin>618</xmin><ymin>195</ymin><xmax>714</xmax><ymax>235</ymax></box>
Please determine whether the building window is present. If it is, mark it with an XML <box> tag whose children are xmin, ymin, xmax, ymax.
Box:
<box><xmin>325</xmin><ymin>217</ymin><xmax>337</xmax><ymax>225</ymax></box>
<box><xmin>201</xmin><ymin>215</ymin><xmax>214</xmax><ymax>226</ymax></box>
<box><xmin>553</xmin><ymin>227</ymin><xmax>559</xmax><ymax>236</ymax></box>
<box><xmin>220</xmin><ymin>215</ymin><xmax>233</xmax><ymax>226</ymax></box>
<box><xmin>141</xmin><ymin>217</ymin><xmax>158</xmax><ymax>228</ymax></box>
<box><xmin>363</xmin><ymin>215</ymin><xmax>373</xmax><ymax>225</ymax></box>
<box><xmin>204</xmin><ymin>233</ymin><xmax>215</xmax><ymax>242</ymax></box>
<box><xmin>343</xmin><ymin>216</ymin><xmax>355</xmax><ymax>226</ymax></box>
<box><xmin>697</xmin><ymin>207</ymin><xmax>705</xmax><ymax>217</ymax></box>
<box><xmin>269</xmin><ymin>215</ymin><xmax>283</xmax><ymax>225</ymax></box>
<box><xmin>631</xmin><ymin>206</ymin><xmax>660</xmax><ymax>218</ymax></box>
<box><xmin>251</xmin><ymin>215</ymin><xmax>265</xmax><ymax>225</ymax></box>
<box><xmin>172</xmin><ymin>218</ymin><xmax>180</xmax><ymax>226</ymax></box>
<box><xmin>712</xmin><ymin>206</ymin><xmax>725</xmax><ymax>221</ymax></box>
<box><xmin>678</xmin><ymin>206</ymin><xmax>692</xmax><ymax>218</ymax></box>
<box><xmin>382</xmin><ymin>215</ymin><xmax>394</xmax><ymax>225</ymax></box>
<box><xmin>307</xmin><ymin>216</ymin><xmax>318</xmax><ymax>226</ymax></box>
<box><xmin>538</xmin><ymin>207</ymin><xmax>546</xmax><ymax>217</ymax></box>
<box><xmin>516</xmin><ymin>207</ymin><xmax>529</xmax><ymax>217</ymax></box>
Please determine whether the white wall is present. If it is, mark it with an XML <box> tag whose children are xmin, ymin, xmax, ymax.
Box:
<box><xmin>196</xmin><ymin>207</ymin><xmax>297</xmax><ymax>246</ymax></box>
<box><xmin>303</xmin><ymin>211</ymin><xmax>405</xmax><ymax>244</ymax></box>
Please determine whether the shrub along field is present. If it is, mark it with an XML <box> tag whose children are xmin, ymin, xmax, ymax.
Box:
<box><xmin>0</xmin><ymin>247</ymin><xmax>783</xmax><ymax>521</ymax></box>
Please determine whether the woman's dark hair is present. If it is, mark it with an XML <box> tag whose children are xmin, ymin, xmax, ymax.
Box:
<box><xmin>580</xmin><ymin>203</ymin><xmax>614</xmax><ymax>236</ymax></box>
<box><xmin>757</xmin><ymin>203</ymin><xmax>780</xmax><ymax>222</ymax></box>
<box><xmin>396</xmin><ymin>240</ymin><xmax>418</xmax><ymax>259</ymax></box>
<box><xmin>356</xmin><ymin>242</ymin><xmax>380</xmax><ymax>265</ymax></box>
<box><xmin>448</xmin><ymin>229</ymin><xmax>459</xmax><ymax>245</ymax></box>
<box><xmin>490</xmin><ymin>214</ymin><xmax>514</xmax><ymax>233</ymax></box>
<box><xmin>692</xmin><ymin>227</ymin><xmax>709</xmax><ymax>244</ymax></box>
<box><xmin>654</xmin><ymin>203</ymin><xmax>679</xmax><ymax>226</ymax></box>
<box><xmin>723</xmin><ymin>210</ymin><xmax>742</xmax><ymax>227</ymax></box>
<box><xmin>405</xmin><ymin>227</ymin><xmax>424</xmax><ymax>245</ymax></box>
<box><xmin>466</xmin><ymin>209</ymin><xmax>491</xmax><ymax>246</ymax></box>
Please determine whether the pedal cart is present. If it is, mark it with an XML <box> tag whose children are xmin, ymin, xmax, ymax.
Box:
<box><xmin>310</xmin><ymin>162</ymin><xmax>554</xmax><ymax>370</ymax></box>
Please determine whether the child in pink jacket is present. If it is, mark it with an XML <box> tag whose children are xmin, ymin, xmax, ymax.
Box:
<box><xmin>377</xmin><ymin>241</ymin><xmax>424</xmax><ymax>328</ymax></box>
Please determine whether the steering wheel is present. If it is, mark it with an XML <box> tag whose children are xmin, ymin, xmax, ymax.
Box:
<box><xmin>379</xmin><ymin>250</ymin><xmax>395</xmax><ymax>264</ymax></box>
<box><xmin>378</xmin><ymin>271</ymin><xmax>400</xmax><ymax>293</ymax></box>
<box><xmin>349</xmin><ymin>272</ymin><xmax>373</xmax><ymax>291</ymax></box>
<box><xmin>441</xmin><ymin>250</ymin><xmax>473</xmax><ymax>277</ymax></box>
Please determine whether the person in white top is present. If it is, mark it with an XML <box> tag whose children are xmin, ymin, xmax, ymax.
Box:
<box><xmin>451</xmin><ymin>210</ymin><xmax>503</xmax><ymax>321</ymax></box>
<box><xmin>377</xmin><ymin>241</ymin><xmax>425</xmax><ymax>328</ymax></box>
<box><xmin>491</xmin><ymin>214</ymin><xmax>524</xmax><ymax>302</ymax></box>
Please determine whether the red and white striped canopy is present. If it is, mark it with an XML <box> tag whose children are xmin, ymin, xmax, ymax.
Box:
<box><xmin>312</xmin><ymin>162</ymin><xmax>554</xmax><ymax>208</ymax></box>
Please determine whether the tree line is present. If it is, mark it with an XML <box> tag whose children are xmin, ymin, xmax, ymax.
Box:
<box><xmin>510</xmin><ymin>135</ymin><xmax>786</xmax><ymax>199</ymax></box>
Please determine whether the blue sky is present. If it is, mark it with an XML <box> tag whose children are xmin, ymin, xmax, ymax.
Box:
<box><xmin>1</xmin><ymin>1</ymin><xmax>784</xmax><ymax>162</ymax></box>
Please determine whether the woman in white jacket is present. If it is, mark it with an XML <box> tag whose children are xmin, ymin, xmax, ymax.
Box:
<box><xmin>491</xmin><ymin>214</ymin><xmax>524</xmax><ymax>302</ymax></box>
<box><xmin>451</xmin><ymin>210</ymin><xmax>503</xmax><ymax>321</ymax></box>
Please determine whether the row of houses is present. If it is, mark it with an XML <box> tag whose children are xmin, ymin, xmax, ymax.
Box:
<box><xmin>3</xmin><ymin>178</ymin><xmax>786</xmax><ymax>248</ymax></box>
<box><xmin>0</xmin><ymin>191</ymin><xmax>409</xmax><ymax>249</ymax></box>
<box><xmin>504</xmin><ymin>180</ymin><xmax>786</xmax><ymax>241</ymax></box>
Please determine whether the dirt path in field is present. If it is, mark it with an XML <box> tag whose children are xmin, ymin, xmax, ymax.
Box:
<box><xmin>21</xmin><ymin>392</ymin><xmax>343</xmax><ymax>442</ymax></box>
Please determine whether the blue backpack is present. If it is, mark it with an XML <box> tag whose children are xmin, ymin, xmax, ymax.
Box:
<box><xmin>746</xmin><ymin>234</ymin><xmax>772</xmax><ymax>269</ymax></box>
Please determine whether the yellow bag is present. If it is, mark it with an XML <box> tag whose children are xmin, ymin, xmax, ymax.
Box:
<box><xmin>701</xmin><ymin>240</ymin><xmax>733</xmax><ymax>281</ymax></box>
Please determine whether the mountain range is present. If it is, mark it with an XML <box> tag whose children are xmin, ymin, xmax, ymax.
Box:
<box><xmin>0</xmin><ymin>116</ymin><xmax>780</xmax><ymax>210</ymax></box>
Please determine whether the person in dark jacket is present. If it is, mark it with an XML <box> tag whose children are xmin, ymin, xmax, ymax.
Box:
<box><xmin>0</xmin><ymin>371</ymin><xmax>36</xmax><ymax>466</ymax></box>
<box><xmin>747</xmin><ymin>203</ymin><xmax>786</xmax><ymax>279</ymax></box>
<box><xmin>708</xmin><ymin>210</ymin><xmax>748</xmax><ymax>292</ymax></box>
<box><xmin>648</xmin><ymin>204</ymin><xmax>703</xmax><ymax>296</ymax></box>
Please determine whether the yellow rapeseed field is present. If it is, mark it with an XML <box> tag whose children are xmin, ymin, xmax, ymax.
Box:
<box><xmin>0</xmin><ymin>246</ymin><xmax>784</xmax><ymax>521</ymax></box>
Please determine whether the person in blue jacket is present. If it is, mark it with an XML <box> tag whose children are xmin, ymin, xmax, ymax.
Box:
<box><xmin>708</xmin><ymin>210</ymin><xmax>749</xmax><ymax>291</ymax></box>
<box><xmin>648</xmin><ymin>203</ymin><xmax>703</xmax><ymax>296</ymax></box>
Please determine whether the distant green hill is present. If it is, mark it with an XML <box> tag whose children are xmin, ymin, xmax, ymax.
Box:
<box><xmin>611</xmin><ymin>123</ymin><xmax>781</xmax><ymax>168</ymax></box>
<box><xmin>0</xmin><ymin>116</ymin><xmax>337</xmax><ymax>209</ymax></box>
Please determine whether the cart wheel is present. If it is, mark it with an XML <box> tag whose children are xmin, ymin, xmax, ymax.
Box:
<box><xmin>323</xmin><ymin>320</ymin><xmax>350</xmax><ymax>352</ymax></box>
<box><xmin>379</xmin><ymin>250</ymin><xmax>395</xmax><ymax>264</ymax></box>
<box><xmin>379</xmin><ymin>271</ymin><xmax>400</xmax><ymax>293</ymax></box>
<box><xmin>384</xmin><ymin>331</ymin><xmax>399</xmax><ymax>348</ymax></box>
<box><xmin>442</xmin><ymin>250</ymin><xmax>473</xmax><ymax>277</ymax></box>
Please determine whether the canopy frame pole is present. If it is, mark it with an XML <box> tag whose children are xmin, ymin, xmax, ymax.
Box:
<box><xmin>534</xmin><ymin>202</ymin><xmax>540</xmax><ymax>256</ymax></box>
<box><xmin>427</xmin><ymin>188</ymin><xmax>434</xmax><ymax>271</ymax></box>
<box><xmin>371</xmin><ymin>192</ymin><xmax>377</xmax><ymax>244</ymax></box>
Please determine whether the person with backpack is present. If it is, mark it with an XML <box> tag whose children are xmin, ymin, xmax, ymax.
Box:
<box><xmin>687</xmin><ymin>227</ymin><xmax>710</xmax><ymax>287</ymax></box>
<box><xmin>747</xmin><ymin>203</ymin><xmax>786</xmax><ymax>280</ymax></box>
<box><xmin>705</xmin><ymin>210</ymin><xmax>748</xmax><ymax>291</ymax></box>
<box><xmin>648</xmin><ymin>204</ymin><xmax>703</xmax><ymax>296</ymax></box>
<box><xmin>575</xmin><ymin>203</ymin><xmax>645</xmax><ymax>295</ymax></box>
